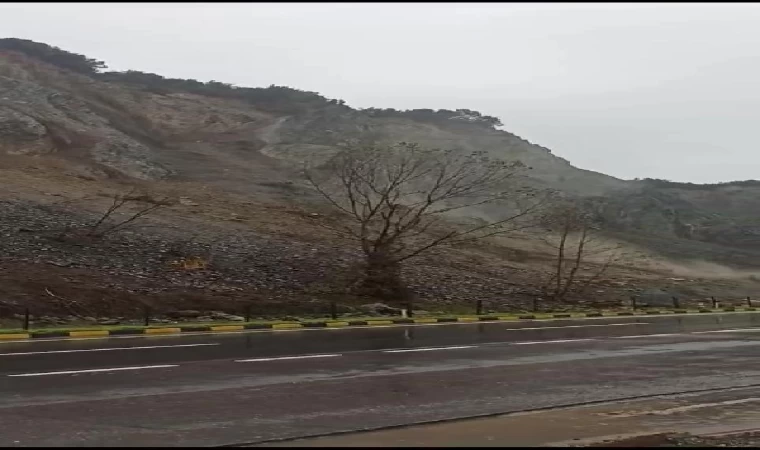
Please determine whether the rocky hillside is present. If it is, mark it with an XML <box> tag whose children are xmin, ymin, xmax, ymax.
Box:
<box><xmin>0</xmin><ymin>40</ymin><xmax>627</xmax><ymax>197</ymax></box>
<box><xmin>1</xmin><ymin>38</ymin><xmax>759</xmax><ymax>320</ymax></box>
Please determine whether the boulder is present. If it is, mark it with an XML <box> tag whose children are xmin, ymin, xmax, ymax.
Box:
<box><xmin>359</xmin><ymin>303</ymin><xmax>402</xmax><ymax>316</ymax></box>
<box><xmin>97</xmin><ymin>319</ymin><xmax>121</xmax><ymax>325</ymax></box>
<box><xmin>149</xmin><ymin>318</ymin><xmax>171</xmax><ymax>324</ymax></box>
<box><xmin>209</xmin><ymin>311</ymin><xmax>245</xmax><ymax>322</ymax></box>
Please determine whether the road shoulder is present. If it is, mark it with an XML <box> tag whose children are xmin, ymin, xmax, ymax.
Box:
<box><xmin>254</xmin><ymin>386</ymin><xmax>760</xmax><ymax>447</ymax></box>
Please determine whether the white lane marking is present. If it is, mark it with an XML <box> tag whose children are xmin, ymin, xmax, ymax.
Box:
<box><xmin>10</xmin><ymin>325</ymin><xmax>759</xmax><ymax>375</ymax></box>
<box><xmin>614</xmin><ymin>333</ymin><xmax>682</xmax><ymax>339</ymax></box>
<box><xmin>235</xmin><ymin>354</ymin><xmax>342</xmax><ymax>363</ymax></box>
<box><xmin>7</xmin><ymin>364</ymin><xmax>178</xmax><ymax>377</ymax></box>
<box><xmin>383</xmin><ymin>345</ymin><xmax>475</xmax><ymax>353</ymax></box>
<box><xmin>692</xmin><ymin>328</ymin><xmax>760</xmax><ymax>334</ymax></box>
<box><xmin>513</xmin><ymin>339</ymin><xmax>596</xmax><ymax>345</ymax></box>
<box><xmin>0</xmin><ymin>343</ymin><xmax>219</xmax><ymax>356</ymax></box>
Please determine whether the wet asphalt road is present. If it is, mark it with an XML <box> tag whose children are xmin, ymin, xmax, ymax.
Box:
<box><xmin>2</xmin><ymin>313</ymin><xmax>760</xmax><ymax>446</ymax></box>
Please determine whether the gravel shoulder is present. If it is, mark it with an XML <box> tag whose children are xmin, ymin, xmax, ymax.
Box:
<box><xmin>258</xmin><ymin>385</ymin><xmax>760</xmax><ymax>447</ymax></box>
<box><xmin>593</xmin><ymin>431</ymin><xmax>760</xmax><ymax>447</ymax></box>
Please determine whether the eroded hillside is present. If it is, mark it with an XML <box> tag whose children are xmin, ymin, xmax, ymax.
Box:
<box><xmin>1</xmin><ymin>39</ymin><xmax>759</xmax><ymax>321</ymax></box>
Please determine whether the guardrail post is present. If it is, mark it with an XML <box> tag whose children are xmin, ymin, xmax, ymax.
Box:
<box><xmin>143</xmin><ymin>305</ymin><xmax>151</xmax><ymax>326</ymax></box>
<box><xmin>23</xmin><ymin>308</ymin><xmax>30</xmax><ymax>330</ymax></box>
<box><xmin>672</xmin><ymin>296</ymin><xmax>680</xmax><ymax>309</ymax></box>
<box><xmin>748</xmin><ymin>297</ymin><xmax>753</xmax><ymax>308</ymax></box>
<box><xmin>406</xmin><ymin>301</ymin><xmax>414</xmax><ymax>318</ymax></box>
<box><xmin>631</xmin><ymin>296</ymin><xmax>637</xmax><ymax>311</ymax></box>
<box><xmin>711</xmin><ymin>296</ymin><xmax>718</xmax><ymax>308</ymax></box>
<box><xmin>330</xmin><ymin>301</ymin><xmax>338</xmax><ymax>320</ymax></box>
<box><xmin>476</xmin><ymin>300</ymin><xmax>483</xmax><ymax>315</ymax></box>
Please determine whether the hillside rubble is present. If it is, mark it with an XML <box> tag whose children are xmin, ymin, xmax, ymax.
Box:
<box><xmin>2</xmin><ymin>39</ymin><xmax>760</xmax><ymax>319</ymax></box>
<box><xmin>0</xmin><ymin>198</ymin><xmax>563</xmax><ymax>319</ymax></box>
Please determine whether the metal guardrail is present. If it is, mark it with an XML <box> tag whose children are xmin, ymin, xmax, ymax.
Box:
<box><xmin>3</xmin><ymin>295</ymin><xmax>757</xmax><ymax>330</ymax></box>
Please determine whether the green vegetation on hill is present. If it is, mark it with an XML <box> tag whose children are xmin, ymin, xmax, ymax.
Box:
<box><xmin>0</xmin><ymin>38</ymin><xmax>106</xmax><ymax>75</ymax></box>
<box><xmin>640</xmin><ymin>178</ymin><xmax>760</xmax><ymax>190</ymax></box>
<box><xmin>0</xmin><ymin>38</ymin><xmax>504</xmax><ymax>128</ymax></box>
<box><xmin>98</xmin><ymin>70</ymin><xmax>343</xmax><ymax>115</ymax></box>
<box><xmin>362</xmin><ymin>107</ymin><xmax>502</xmax><ymax>129</ymax></box>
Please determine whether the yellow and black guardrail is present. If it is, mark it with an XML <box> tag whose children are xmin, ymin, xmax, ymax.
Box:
<box><xmin>0</xmin><ymin>306</ymin><xmax>756</xmax><ymax>342</ymax></box>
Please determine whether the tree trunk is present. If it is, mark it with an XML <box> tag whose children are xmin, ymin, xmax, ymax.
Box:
<box><xmin>554</xmin><ymin>226</ymin><xmax>568</xmax><ymax>301</ymax></box>
<box><xmin>356</xmin><ymin>251</ymin><xmax>407</xmax><ymax>301</ymax></box>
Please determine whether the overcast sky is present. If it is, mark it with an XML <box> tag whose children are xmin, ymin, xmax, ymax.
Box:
<box><xmin>1</xmin><ymin>2</ymin><xmax>759</xmax><ymax>183</ymax></box>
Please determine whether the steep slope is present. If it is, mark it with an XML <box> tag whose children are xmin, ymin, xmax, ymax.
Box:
<box><xmin>0</xmin><ymin>45</ymin><xmax>628</xmax><ymax>200</ymax></box>
<box><xmin>1</xmin><ymin>39</ymin><xmax>760</xmax><ymax>322</ymax></box>
<box><xmin>263</xmin><ymin>109</ymin><xmax>629</xmax><ymax>197</ymax></box>
<box><xmin>2</xmin><ymin>44</ymin><xmax>755</xmax><ymax>259</ymax></box>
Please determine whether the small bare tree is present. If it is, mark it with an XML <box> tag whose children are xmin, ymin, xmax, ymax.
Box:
<box><xmin>83</xmin><ymin>189</ymin><xmax>172</xmax><ymax>238</ymax></box>
<box><xmin>304</xmin><ymin>141</ymin><xmax>544</xmax><ymax>300</ymax></box>
<box><xmin>44</xmin><ymin>189</ymin><xmax>172</xmax><ymax>241</ymax></box>
<box><xmin>87</xmin><ymin>189</ymin><xmax>171</xmax><ymax>237</ymax></box>
<box><xmin>540</xmin><ymin>203</ymin><xmax>621</xmax><ymax>303</ymax></box>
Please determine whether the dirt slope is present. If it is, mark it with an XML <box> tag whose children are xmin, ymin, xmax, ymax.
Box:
<box><xmin>1</xmin><ymin>40</ymin><xmax>759</xmax><ymax>320</ymax></box>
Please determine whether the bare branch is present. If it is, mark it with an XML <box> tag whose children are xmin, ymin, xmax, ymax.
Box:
<box><xmin>56</xmin><ymin>188</ymin><xmax>175</xmax><ymax>239</ymax></box>
<box><xmin>303</xmin><ymin>141</ymin><xmax>543</xmax><ymax>299</ymax></box>
<box><xmin>539</xmin><ymin>201</ymin><xmax>620</xmax><ymax>303</ymax></box>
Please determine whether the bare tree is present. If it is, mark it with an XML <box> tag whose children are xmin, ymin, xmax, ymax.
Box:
<box><xmin>44</xmin><ymin>189</ymin><xmax>172</xmax><ymax>241</ymax></box>
<box><xmin>539</xmin><ymin>203</ymin><xmax>621</xmax><ymax>304</ymax></box>
<box><xmin>83</xmin><ymin>189</ymin><xmax>172</xmax><ymax>238</ymax></box>
<box><xmin>304</xmin><ymin>141</ymin><xmax>544</xmax><ymax>300</ymax></box>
